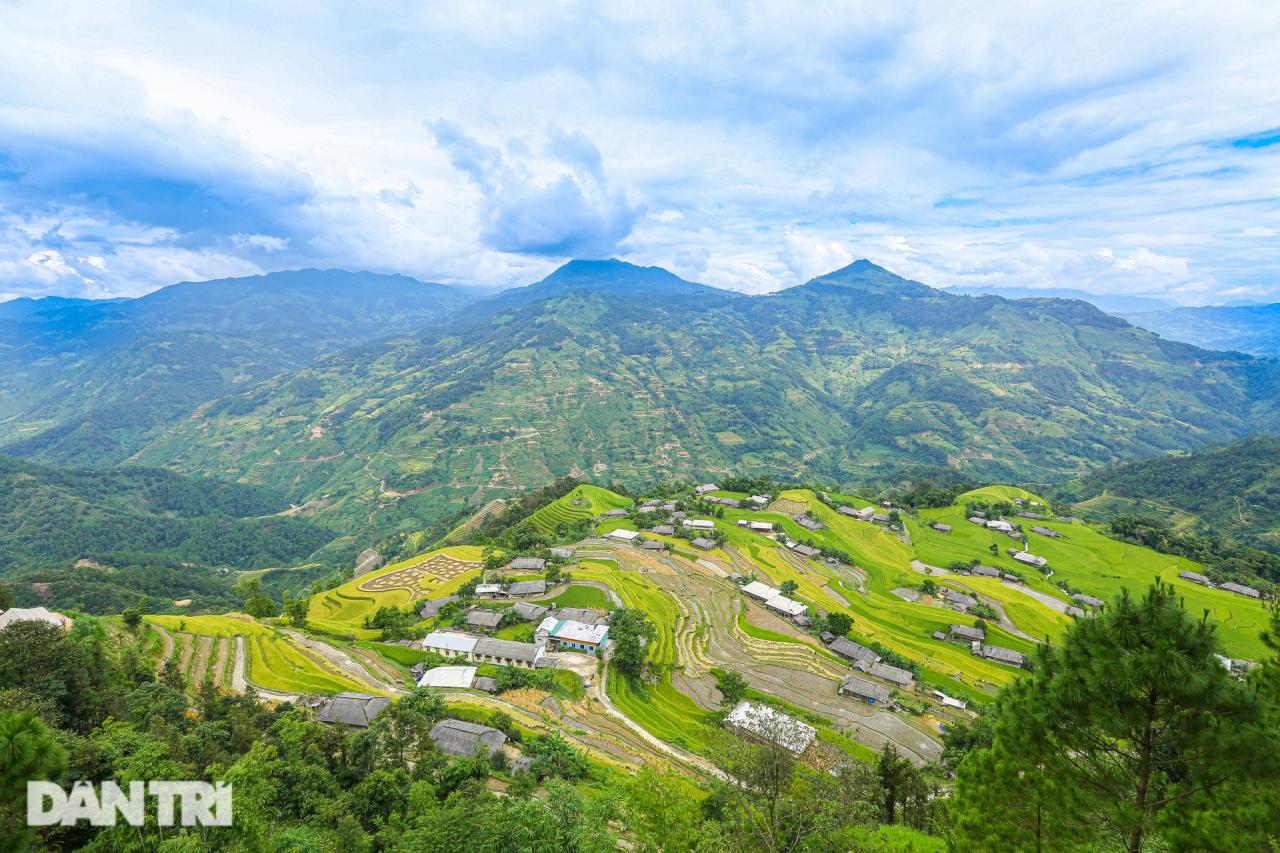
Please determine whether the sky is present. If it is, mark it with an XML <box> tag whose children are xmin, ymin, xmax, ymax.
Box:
<box><xmin>1</xmin><ymin>1</ymin><xmax>1278</xmax><ymax>305</ymax></box>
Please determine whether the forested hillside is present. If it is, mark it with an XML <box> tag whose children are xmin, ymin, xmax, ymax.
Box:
<box><xmin>0</xmin><ymin>455</ymin><xmax>333</xmax><ymax>612</ymax></box>
<box><xmin>1126</xmin><ymin>303</ymin><xmax>1280</xmax><ymax>356</ymax></box>
<box><xmin>1063</xmin><ymin>435</ymin><xmax>1280</xmax><ymax>551</ymax></box>
<box><xmin>0</xmin><ymin>269</ymin><xmax>472</xmax><ymax>464</ymax></box>
<box><xmin>132</xmin><ymin>260</ymin><xmax>1280</xmax><ymax>538</ymax></box>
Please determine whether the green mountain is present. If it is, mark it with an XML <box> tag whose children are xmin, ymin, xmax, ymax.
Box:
<box><xmin>0</xmin><ymin>269</ymin><xmax>473</xmax><ymax>464</ymax></box>
<box><xmin>130</xmin><ymin>259</ymin><xmax>1280</xmax><ymax>539</ymax></box>
<box><xmin>1061</xmin><ymin>435</ymin><xmax>1280</xmax><ymax>551</ymax></box>
<box><xmin>0</xmin><ymin>454</ymin><xmax>334</xmax><ymax>613</ymax></box>
<box><xmin>1124</xmin><ymin>303</ymin><xmax>1280</xmax><ymax>357</ymax></box>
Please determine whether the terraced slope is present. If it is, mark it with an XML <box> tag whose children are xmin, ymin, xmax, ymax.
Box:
<box><xmin>528</xmin><ymin>485</ymin><xmax>632</xmax><ymax>534</ymax></box>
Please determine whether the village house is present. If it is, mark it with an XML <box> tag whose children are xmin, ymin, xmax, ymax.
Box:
<box><xmin>1066</xmin><ymin>605</ymin><xmax>1086</xmax><ymax>618</ymax></box>
<box><xmin>429</xmin><ymin>719</ymin><xmax>507</xmax><ymax>758</ymax></box>
<box><xmin>944</xmin><ymin>589</ymin><xmax>978</xmax><ymax>611</ymax></box>
<box><xmin>554</xmin><ymin>607</ymin><xmax>607</xmax><ymax>625</ymax></box>
<box><xmin>650</xmin><ymin>524</ymin><xmax>676</xmax><ymax>535</ymax></box>
<box><xmin>828</xmin><ymin>637</ymin><xmax>881</xmax><ymax>666</ymax></box>
<box><xmin>970</xmin><ymin>565</ymin><xmax>1000</xmax><ymax>578</ymax></box>
<box><xmin>749</xmin><ymin>494</ymin><xmax>771</xmax><ymax>506</ymax></box>
<box><xmin>870</xmin><ymin>662</ymin><xmax>915</xmax><ymax>689</ymax></box>
<box><xmin>948</xmin><ymin>623</ymin><xmax>985</xmax><ymax>643</ymax></box>
<box><xmin>1179</xmin><ymin>570</ymin><xmax>1213</xmax><ymax>587</ymax></box>
<box><xmin>507</xmin><ymin>557</ymin><xmax>546</xmax><ymax>572</ymax></box>
<box><xmin>466</xmin><ymin>608</ymin><xmax>504</xmax><ymax>632</ymax></box>
<box><xmin>550</xmin><ymin>547</ymin><xmax>575</xmax><ymax>560</ymax></box>
<box><xmin>795</xmin><ymin>516</ymin><xmax>824</xmax><ymax>531</ymax></box>
<box><xmin>608</xmin><ymin>528</ymin><xmax>640</xmax><ymax>542</ymax></box>
<box><xmin>839</xmin><ymin>675</ymin><xmax>891</xmax><ymax>704</ymax></box>
<box><xmin>720</xmin><ymin>498</ymin><xmax>743</xmax><ymax>508</ymax></box>
<box><xmin>603</xmin><ymin>508</ymin><xmax>628</xmax><ymax>518</ymax></box>
<box><xmin>1220</xmin><ymin>581</ymin><xmax>1262</xmax><ymax>598</ymax></box>
<box><xmin>872</xmin><ymin>513</ymin><xmax>892</xmax><ymax>523</ymax></box>
<box><xmin>419</xmin><ymin>595</ymin><xmax>459</xmax><ymax>620</ymax></box>
<box><xmin>536</xmin><ymin>616</ymin><xmax>610</xmax><ymax>653</ymax></box>
<box><xmin>724</xmin><ymin>701</ymin><xmax>816</xmax><ymax>754</ymax></box>
<box><xmin>421</xmin><ymin>630</ymin><xmax>479</xmax><ymax>657</ymax></box>
<box><xmin>474</xmin><ymin>676</ymin><xmax>498</xmax><ymax>693</ymax></box>
<box><xmin>737</xmin><ymin>520</ymin><xmax>774</xmax><ymax>531</ymax></box>
<box><xmin>505</xmin><ymin>579</ymin><xmax>548</xmax><ymax>597</ymax></box>
<box><xmin>684</xmin><ymin>519</ymin><xmax>716</xmax><ymax>530</ymax></box>
<box><xmin>931</xmin><ymin>523</ymin><xmax>952</xmax><ymax>533</ymax></box>
<box><xmin>641</xmin><ymin>539</ymin><xmax>666</xmax><ymax>550</ymax></box>
<box><xmin>475</xmin><ymin>583</ymin><xmax>505</xmax><ymax>598</ymax></box>
<box><xmin>931</xmin><ymin>690</ymin><xmax>967</xmax><ymax>710</ymax></box>
<box><xmin>764</xmin><ymin>594</ymin><xmax>807</xmax><ymax>620</ymax></box>
<box><xmin>417</xmin><ymin>665</ymin><xmax>479</xmax><ymax>689</ymax></box>
<box><xmin>471</xmin><ymin>637</ymin><xmax>545</xmax><ymax>668</ymax></box>
<box><xmin>1072</xmin><ymin>593</ymin><xmax>1104</xmax><ymax>608</ymax></box>
<box><xmin>512</xmin><ymin>601</ymin><xmax>549</xmax><ymax>621</ymax></box>
<box><xmin>1011</xmin><ymin>551</ymin><xmax>1047</xmax><ymax>568</ymax></box>
<box><xmin>695</xmin><ymin>483</ymin><xmax>719</xmax><ymax>495</ymax></box>
<box><xmin>974</xmin><ymin>643</ymin><xmax>1026</xmax><ymax>668</ymax></box>
<box><xmin>968</xmin><ymin>516</ymin><xmax>987</xmax><ymax>526</ymax></box>
<box><xmin>690</xmin><ymin>537</ymin><xmax>717</xmax><ymax>550</ymax></box>
<box><xmin>705</xmin><ymin>496</ymin><xmax>721</xmax><ymax>504</ymax></box>
<box><xmin>314</xmin><ymin>693</ymin><xmax>391</xmax><ymax>728</ymax></box>
<box><xmin>986</xmin><ymin>519</ymin><xmax>1015</xmax><ymax>533</ymax></box>
<box><xmin>741</xmin><ymin>580</ymin><xmax>780</xmax><ymax>602</ymax></box>
<box><xmin>1030</xmin><ymin>526</ymin><xmax>1062</xmax><ymax>538</ymax></box>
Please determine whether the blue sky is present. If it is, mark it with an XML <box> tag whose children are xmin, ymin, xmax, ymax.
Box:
<box><xmin>1</xmin><ymin>2</ymin><xmax>1278</xmax><ymax>304</ymax></box>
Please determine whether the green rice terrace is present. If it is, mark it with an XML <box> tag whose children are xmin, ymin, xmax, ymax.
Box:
<box><xmin>139</xmin><ymin>479</ymin><xmax>1274</xmax><ymax>779</ymax></box>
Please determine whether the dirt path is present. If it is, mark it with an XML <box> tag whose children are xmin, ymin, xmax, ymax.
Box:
<box><xmin>280</xmin><ymin>629</ymin><xmax>403</xmax><ymax>694</ymax></box>
<box><xmin>151</xmin><ymin>624</ymin><xmax>176</xmax><ymax>670</ymax></box>
<box><xmin>910</xmin><ymin>559</ymin><xmax>953</xmax><ymax>576</ymax></box>
<box><xmin>211</xmin><ymin>637</ymin><xmax>230</xmax><ymax>688</ymax></box>
<box><xmin>190</xmin><ymin>636</ymin><xmax>214</xmax><ymax>685</ymax></box>
<box><xmin>1002</xmin><ymin>580</ymin><xmax>1071</xmax><ymax>614</ymax></box>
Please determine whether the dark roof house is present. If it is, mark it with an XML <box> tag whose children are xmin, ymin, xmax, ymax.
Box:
<box><xmin>828</xmin><ymin>637</ymin><xmax>880</xmax><ymax>665</ymax></box>
<box><xmin>420</xmin><ymin>595</ymin><xmax>460</xmax><ymax>619</ymax></box>
<box><xmin>839</xmin><ymin>675</ymin><xmax>891</xmax><ymax>704</ymax></box>
<box><xmin>429</xmin><ymin>719</ymin><xmax>508</xmax><ymax>757</ymax></box>
<box><xmin>314</xmin><ymin>693</ymin><xmax>391</xmax><ymax>728</ymax></box>
<box><xmin>506</xmin><ymin>579</ymin><xmax>548</xmax><ymax>597</ymax></box>
<box><xmin>466</xmin><ymin>608</ymin><xmax>504</xmax><ymax>631</ymax></box>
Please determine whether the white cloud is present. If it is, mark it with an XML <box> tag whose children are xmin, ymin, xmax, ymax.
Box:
<box><xmin>231</xmin><ymin>232</ymin><xmax>289</xmax><ymax>252</ymax></box>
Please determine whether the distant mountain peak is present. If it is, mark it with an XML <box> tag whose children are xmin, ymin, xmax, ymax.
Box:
<box><xmin>486</xmin><ymin>258</ymin><xmax>735</xmax><ymax>308</ymax></box>
<box><xmin>796</xmin><ymin>259</ymin><xmax>937</xmax><ymax>297</ymax></box>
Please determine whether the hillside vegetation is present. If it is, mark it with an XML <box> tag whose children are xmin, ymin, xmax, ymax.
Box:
<box><xmin>127</xmin><ymin>260</ymin><xmax>1280</xmax><ymax>539</ymax></box>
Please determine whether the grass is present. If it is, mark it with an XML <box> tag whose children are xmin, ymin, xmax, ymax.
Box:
<box><xmin>539</xmin><ymin>583</ymin><xmax>612</xmax><ymax>610</ymax></box>
<box><xmin>528</xmin><ymin>484</ymin><xmax>632</xmax><ymax>535</ymax></box>
<box><xmin>606</xmin><ymin>668</ymin><xmax>714</xmax><ymax>751</ymax></box>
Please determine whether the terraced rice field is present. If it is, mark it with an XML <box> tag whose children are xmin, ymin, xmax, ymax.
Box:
<box><xmin>307</xmin><ymin>545</ymin><xmax>484</xmax><ymax>637</ymax></box>
<box><xmin>527</xmin><ymin>484</ymin><xmax>632</xmax><ymax>534</ymax></box>
<box><xmin>146</xmin><ymin>614</ymin><xmax>375</xmax><ymax>695</ymax></box>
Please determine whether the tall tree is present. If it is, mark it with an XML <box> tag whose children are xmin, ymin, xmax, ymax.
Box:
<box><xmin>607</xmin><ymin>608</ymin><xmax>656</xmax><ymax>679</ymax></box>
<box><xmin>949</xmin><ymin>582</ymin><xmax>1280</xmax><ymax>852</ymax></box>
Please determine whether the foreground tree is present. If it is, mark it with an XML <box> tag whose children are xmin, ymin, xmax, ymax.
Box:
<box><xmin>608</xmin><ymin>608</ymin><xmax>657</xmax><ymax>679</ymax></box>
<box><xmin>949</xmin><ymin>582</ymin><xmax>1280</xmax><ymax>852</ymax></box>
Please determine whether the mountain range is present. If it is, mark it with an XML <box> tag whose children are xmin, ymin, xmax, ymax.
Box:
<box><xmin>1123</xmin><ymin>303</ymin><xmax>1280</xmax><ymax>357</ymax></box>
<box><xmin>1</xmin><ymin>257</ymin><xmax>1257</xmax><ymax>542</ymax></box>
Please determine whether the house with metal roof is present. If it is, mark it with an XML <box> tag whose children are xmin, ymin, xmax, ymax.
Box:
<box><xmin>603</xmin><ymin>508</ymin><xmax>628</xmax><ymax>518</ymax></box>
<box><xmin>422</xmin><ymin>631</ymin><xmax>480</xmax><ymax>657</ymax></box>
<box><xmin>475</xmin><ymin>583</ymin><xmax>505</xmax><ymax>598</ymax></box>
<box><xmin>535</xmin><ymin>617</ymin><xmax>610</xmax><ymax>653</ymax></box>
<box><xmin>690</xmin><ymin>537</ymin><xmax>717</xmax><ymax>550</ymax></box>
<box><xmin>694</xmin><ymin>484</ymin><xmax>719</xmax><ymax>495</ymax></box>
<box><xmin>1011</xmin><ymin>551</ymin><xmax>1047</xmax><ymax>568</ymax></box>
<box><xmin>650</xmin><ymin>524</ymin><xmax>675</xmax><ymax>535</ymax></box>
<box><xmin>795</xmin><ymin>516</ymin><xmax>824</xmax><ymax>531</ymax></box>
<box><xmin>944</xmin><ymin>589</ymin><xmax>978</xmax><ymax>610</ymax></box>
<box><xmin>0</xmin><ymin>606</ymin><xmax>71</xmax><ymax>631</ymax></box>
<box><xmin>684</xmin><ymin>519</ymin><xmax>716</xmax><ymax>530</ymax></box>
<box><xmin>608</xmin><ymin>528</ymin><xmax>640</xmax><ymax>541</ymax></box>
<box><xmin>764</xmin><ymin>595</ymin><xmax>807</xmax><ymax>619</ymax></box>
<box><xmin>1071</xmin><ymin>593</ymin><xmax>1105</xmax><ymax>608</ymax></box>
<box><xmin>417</xmin><ymin>665</ymin><xmax>478</xmax><ymax>689</ymax></box>
<box><xmin>741</xmin><ymin>581</ymin><xmax>780</xmax><ymax>601</ymax></box>
<box><xmin>1179</xmin><ymin>570</ymin><xmax>1213</xmax><ymax>587</ymax></box>
<box><xmin>641</xmin><ymin>539</ymin><xmax>665</xmax><ymax>550</ymax></box>
<box><xmin>839</xmin><ymin>675</ymin><xmax>891</xmax><ymax>704</ymax></box>
<box><xmin>1029</xmin><ymin>526</ymin><xmax>1062</xmax><ymax>538</ymax></box>
<box><xmin>507</xmin><ymin>557</ymin><xmax>546</xmax><ymax>571</ymax></box>
<box><xmin>471</xmin><ymin>637</ymin><xmax>545</xmax><ymax>668</ymax></box>
<box><xmin>931</xmin><ymin>523</ymin><xmax>951</xmax><ymax>533</ymax></box>
<box><xmin>429</xmin><ymin>719</ymin><xmax>507</xmax><ymax>757</ymax></box>
<box><xmin>790</xmin><ymin>543</ymin><xmax>821</xmax><ymax>557</ymax></box>
<box><xmin>724</xmin><ymin>701</ymin><xmax>816</xmax><ymax>754</ymax></box>
<box><xmin>314</xmin><ymin>693</ymin><xmax>391</xmax><ymax>728</ymax></box>
<box><xmin>550</xmin><ymin>547</ymin><xmax>574</xmax><ymax>560</ymax></box>
<box><xmin>970</xmin><ymin>565</ymin><xmax>1000</xmax><ymax>578</ymax></box>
